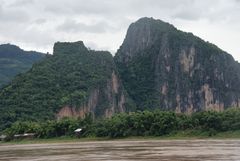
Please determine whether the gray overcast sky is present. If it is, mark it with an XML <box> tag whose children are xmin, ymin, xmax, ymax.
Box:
<box><xmin>0</xmin><ymin>0</ymin><xmax>239</xmax><ymax>61</ymax></box>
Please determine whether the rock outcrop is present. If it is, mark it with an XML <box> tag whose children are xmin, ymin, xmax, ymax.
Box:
<box><xmin>53</xmin><ymin>41</ymin><xmax>130</xmax><ymax>119</ymax></box>
<box><xmin>115</xmin><ymin>17</ymin><xmax>240</xmax><ymax>113</ymax></box>
<box><xmin>57</xmin><ymin>71</ymin><xmax>127</xmax><ymax>119</ymax></box>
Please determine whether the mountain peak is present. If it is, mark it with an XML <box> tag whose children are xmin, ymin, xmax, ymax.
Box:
<box><xmin>0</xmin><ymin>43</ymin><xmax>21</xmax><ymax>50</ymax></box>
<box><xmin>134</xmin><ymin>17</ymin><xmax>172</xmax><ymax>27</ymax></box>
<box><xmin>116</xmin><ymin>17</ymin><xmax>176</xmax><ymax>62</ymax></box>
<box><xmin>53</xmin><ymin>41</ymin><xmax>88</xmax><ymax>55</ymax></box>
<box><xmin>132</xmin><ymin>17</ymin><xmax>176</xmax><ymax>33</ymax></box>
<box><xmin>0</xmin><ymin>44</ymin><xmax>23</xmax><ymax>57</ymax></box>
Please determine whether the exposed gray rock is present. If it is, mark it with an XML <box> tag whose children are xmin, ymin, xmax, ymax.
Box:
<box><xmin>115</xmin><ymin>17</ymin><xmax>240</xmax><ymax>113</ymax></box>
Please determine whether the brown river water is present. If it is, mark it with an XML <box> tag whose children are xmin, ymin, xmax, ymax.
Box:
<box><xmin>0</xmin><ymin>140</ymin><xmax>240</xmax><ymax>161</ymax></box>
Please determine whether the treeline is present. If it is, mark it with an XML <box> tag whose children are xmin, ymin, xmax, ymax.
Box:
<box><xmin>2</xmin><ymin>108</ymin><xmax>240</xmax><ymax>141</ymax></box>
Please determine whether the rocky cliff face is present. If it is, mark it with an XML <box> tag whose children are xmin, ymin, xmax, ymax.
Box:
<box><xmin>54</xmin><ymin>42</ymin><xmax>130</xmax><ymax>119</ymax></box>
<box><xmin>57</xmin><ymin>71</ymin><xmax>127</xmax><ymax>119</ymax></box>
<box><xmin>115</xmin><ymin>17</ymin><xmax>240</xmax><ymax>113</ymax></box>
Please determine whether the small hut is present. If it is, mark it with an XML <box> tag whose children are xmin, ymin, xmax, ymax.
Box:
<box><xmin>74</xmin><ymin>128</ymin><xmax>82</xmax><ymax>138</ymax></box>
<box><xmin>14</xmin><ymin>133</ymin><xmax>35</xmax><ymax>139</ymax></box>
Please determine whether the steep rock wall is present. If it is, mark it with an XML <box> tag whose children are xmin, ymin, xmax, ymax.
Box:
<box><xmin>115</xmin><ymin>17</ymin><xmax>240</xmax><ymax>113</ymax></box>
<box><xmin>57</xmin><ymin>71</ymin><xmax>127</xmax><ymax>119</ymax></box>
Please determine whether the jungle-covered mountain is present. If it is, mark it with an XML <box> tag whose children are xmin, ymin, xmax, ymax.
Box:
<box><xmin>1</xmin><ymin>17</ymin><xmax>240</xmax><ymax>131</ymax></box>
<box><xmin>0</xmin><ymin>41</ymin><xmax>134</xmax><ymax>130</ymax></box>
<box><xmin>0</xmin><ymin>44</ymin><xmax>45</xmax><ymax>88</ymax></box>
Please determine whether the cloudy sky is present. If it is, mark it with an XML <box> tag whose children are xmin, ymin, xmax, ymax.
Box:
<box><xmin>0</xmin><ymin>0</ymin><xmax>239</xmax><ymax>61</ymax></box>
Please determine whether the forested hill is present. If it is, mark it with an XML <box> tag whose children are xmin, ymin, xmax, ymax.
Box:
<box><xmin>0</xmin><ymin>41</ymin><xmax>133</xmax><ymax>131</ymax></box>
<box><xmin>0</xmin><ymin>44</ymin><xmax>45</xmax><ymax>88</ymax></box>
<box><xmin>1</xmin><ymin>17</ymin><xmax>240</xmax><ymax>131</ymax></box>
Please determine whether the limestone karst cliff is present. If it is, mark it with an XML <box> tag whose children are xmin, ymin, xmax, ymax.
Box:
<box><xmin>1</xmin><ymin>17</ymin><xmax>240</xmax><ymax>131</ymax></box>
<box><xmin>115</xmin><ymin>17</ymin><xmax>240</xmax><ymax>113</ymax></box>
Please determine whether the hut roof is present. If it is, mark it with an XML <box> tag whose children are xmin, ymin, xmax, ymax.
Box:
<box><xmin>74</xmin><ymin>128</ymin><xmax>82</xmax><ymax>132</ymax></box>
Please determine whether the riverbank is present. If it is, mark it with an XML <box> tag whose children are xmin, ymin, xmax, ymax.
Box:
<box><xmin>3</xmin><ymin>109</ymin><xmax>240</xmax><ymax>142</ymax></box>
<box><xmin>1</xmin><ymin>130</ymin><xmax>240</xmax><ymax>145</ymax></box>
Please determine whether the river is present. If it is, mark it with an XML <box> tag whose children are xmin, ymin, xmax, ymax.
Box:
<box><xmin>0</xmin><ymin>140</ymin><xmax>240</xmax><ymax>160</ymax></box>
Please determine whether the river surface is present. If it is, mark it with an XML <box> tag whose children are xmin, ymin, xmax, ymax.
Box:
<box><xmin>0</xmin><ymin>140</ymin><xmax>240</xmax><ymax>161</ymax></box>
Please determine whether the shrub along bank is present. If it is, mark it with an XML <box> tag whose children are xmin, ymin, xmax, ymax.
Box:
<box><xmin>2</xmin><ymin>108</ymin><xmax>240</xmax><ymax>141</ymax></box>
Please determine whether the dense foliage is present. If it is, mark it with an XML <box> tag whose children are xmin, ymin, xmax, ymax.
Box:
<box><xmin>0</xmin><ymin>44</ymin><xmax>45</xmax><ymax>88</ymax></box>
<box><xmin>3</xmin><ymin>109</ymin><xmax>240</xmax><ymax>140</ymax></box>
<box><xmin>0</xmin><ymin>42</ymin><xmax>119</xmax><ymax>131</ymax></box>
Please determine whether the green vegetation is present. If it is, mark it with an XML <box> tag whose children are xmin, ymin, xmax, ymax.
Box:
<box><xmin>1</xmin><ymin>18</ymin><xmax>240</xmax><ymax>142</ymax></box>
<box><xmin>0</xmin><ymin>41</ymin><xmax>126</xmax><ymax>131</ymax></box>
<box><xmin>2</xmin><ymin>108</ymin><xmax>240</xmax><ymax>142</ymax></box>
<box><xmin>0</xmin><ymin>44</ymin><xmax>45</xmax><ymax>88</ymax></box>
